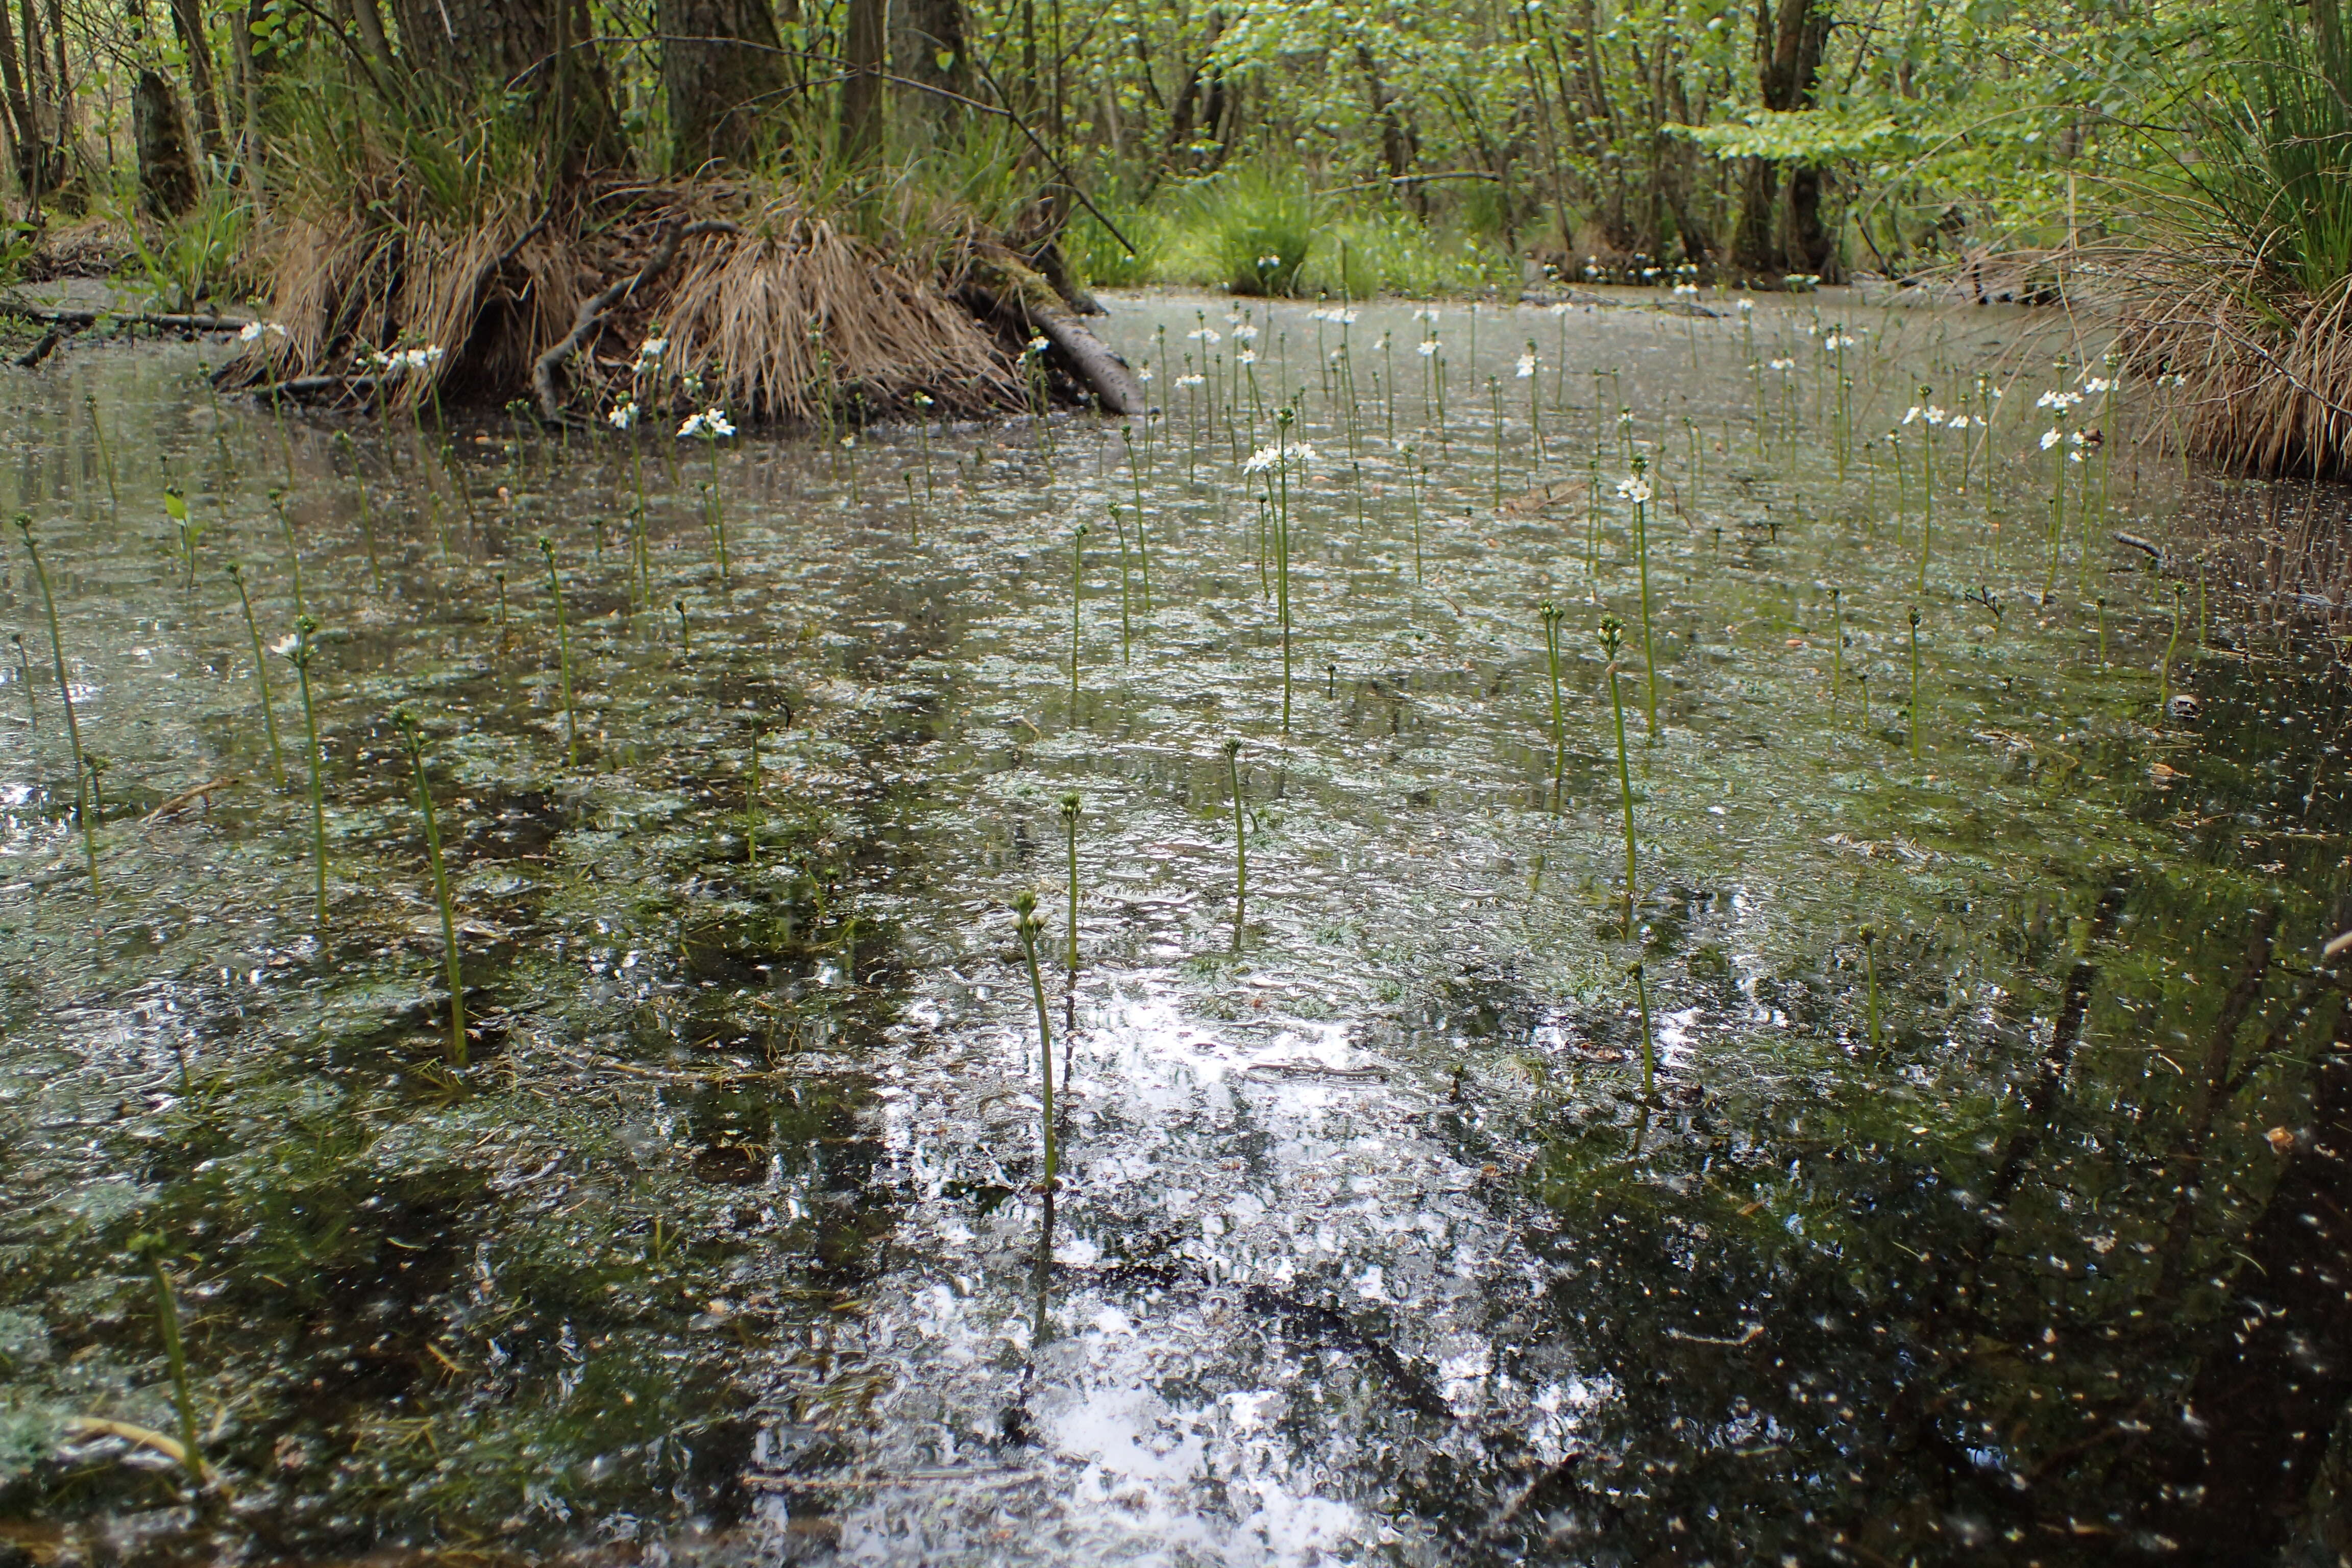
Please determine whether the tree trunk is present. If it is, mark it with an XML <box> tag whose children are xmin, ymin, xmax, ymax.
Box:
<box><xmin>167</xmin><ymin>0</ymin><xmax>224</xmax><ymax>160</ymax></box>
<box><xmin>0</xmin><ymin>0</ymin><xmax>41</xmax><ymax>195</ymax></box>
<box><xmin>1732</xmin><ymin>0</ymin><xmax>1834</xmax><ymax>281</ymax></box>
<box><xmin>132</xmin><ymin>67</ymin><xmax>199</xmax><ymax>217</ymax></box>
<box><xmin>894</xmin><ymin>0</ymin><xmax>971</xmax><ymax>122</ymax></box>
<box><xmin>657</xmin><ymin>0</ymin><xmax>786</xmax><ymax>168</ymax></box>
<box><xmin>839</xmin><ymin>0</ymin><xmax>887</xmax><ymax>162</ymax></box>
<box><xmin>383</xmin><ymin>0</ymin><xmax>626</xmax><ymax>167</ymax></box>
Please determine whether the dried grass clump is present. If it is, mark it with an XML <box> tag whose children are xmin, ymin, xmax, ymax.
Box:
<box><xmin>219</xmin><ymin>174</ymin><xmax>1030</xmax><ymax>425</ymax></box>
<box><xmin>620</xmin><ymin>205</ymin><xmax>1023</xmax><ymax>424</ymax></box>
<box><xmin>2118</xmin><ymin>274</ymin><xmax>2352</xmax><ymax>479</ymax></box>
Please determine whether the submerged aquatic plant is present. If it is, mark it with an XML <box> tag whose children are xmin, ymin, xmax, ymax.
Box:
<box><xmin>1861</xmin><ymin>927</ymin><xmax>1885</xmax><ymax>1051</ymax></box>
<box><xmin>1013</xmin><ymin>890</ymin><xmax>1059</xmax><ymax>1193</ymax></box>
<box><xmin>1620</xmin><ymin>460</ymin><xmax>1661</xmax><ymax>737</ymax></box>
<box><xmin>1540</xmin><ymin>600</ymin><xmax>1567</xmax><ymax>811</ymax></box>
<box><xmin>18</xmin><ymin>513</ymin><xmax>100</xmax><ymax>901</ymax></box>
<box><xmin>538</xmin><ymin>536</ymin><xmax>579</xmax><ymax>767</ymax></box>
<box><xmin>1061</xmin><ymin>792</ymin><xmax>1081</xmax><ymax>979</ymax></box>
<box><xmin>226</xmin><ymin>562</ymin><xmax>287</xmax><ymax>790</ymax></box>
<box><xmin>395</xmin><ymin>709</ymin><xmax>467</xmax><ymax>1067</ymax></box>
<box><xmin>282</xmin><ymin>619</ymin><xmax>329</xmax><ymax>930</ymax></box>
<box><xmin>1224</xmin><ymin>739</ymin><xmax>1248</xmax><ymax>951</ymax></box>
<box><xmin>1600</xmin><ymin>617</ymin><xmax>1638</xmax><ymax>927</ymax></box>
<box><xmin>129</xmin><ymin>1234</ymin><xmax>208</xmax><ymax>1488</ymax></box>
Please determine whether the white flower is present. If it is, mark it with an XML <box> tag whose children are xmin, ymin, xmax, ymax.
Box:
<box><xmin>239</xmin><ymin>320</ymin><xmax>287</xmax><ymax>342</ymax></box>
<box><xmin>1412</xmin><ymin>307</ymin><xmax>1441</xmax><ymax>322</ymax></box>
<box><xmin>2082</xmin><ymin>376</ymin><xmax>2116</xmax><ymax>394</ymax></box>
<box><xmin>1238</xmin><ymin>349</ymin><xmax>1258</xmax><ymax>365</ymax></box>
<box><xmin>608</xmin><ymin>401</ymin><xmax>638</xmax><ymax>430</ymax></box>
<box><xmin>2040</xmin><ymin>428</ymin><xmax>2063</xmax><ymax>450</ymax></box>
<box><xmin>2036</xmin><ymin>389</ymin><xmax>2083</xmax><ymax>410</ymax></box>
<box><xmin>1176</xmin><ymin>374</ymin><xmax>1205</xmax><ymax>388</ymax></box>
<box><xmin>638</xmin><ymin>336</ymin><xmax>669</xmax><ymax>361</ymax></box>
<box><xmin>1769</xmin><ymin>357</ymin><xmax>1795</xmax><ymax>371</ymax></box>
<box><xmin>270</xmin><ymin>633</ymin><xmax>301</xmax><ymax>657</ymax></box>
<box><xmin>1232</xmin><ymin>324</ymin><xmax>1260</xmax><ymax>341</ymax></box>
<box><xmin>1515</xmin><ymin>352</ymin><xmax>1537</xmax><ymax>378</ymax></box>
<box><xmin>1615</xmin><ymin>476</ymin><xmax>1653</xmax><ymax>503</ymax></box>
<box><xmin>1549</xmin><ymin>302</ymin><xmax>1571</xmax><ymax>316</ymax></box>
<box><xmin>1737</xmin><ymin>298</ymin><xmax>1755</xmax><ymax>313</ymax></box>
<box><xmin>1903</xmin><ymin>406</ymin><xmax>1923</xmax><ymax>425</ymax></box>
<box><xmin>1673</xmin><ymin>282</ymin><xmax>1699</xmax><ymax>296</ymax></box>
<box><xmin>1944</xmin><ymin>413</ymin><xmax>1973</xmax><ymax>430</ymax></box>
<box><xmin>913</xmin><ymin>391</ymin><xmax>935</xmax><ymax>407</ymax></box>
<box><xmin>1822</xmin><ymin>333</ymin><xmax>1855</xmax><ymax>350</ymax></box>
<box><xmin>1616</xmin><ymin>409</ymin><xmax>1633</xmax><ymax>426</ymax></box>
<box><xmin>1241</xmin><ymin>440</ymin><xmax>1319</xmax><ymax>474</ymax></box>
<box><xmin>1926</xmin><ymin>405</ymin><xmax>1948</xmax><ymax>425</ymax></box>
<box><xmin>1188</xmin><ymin>328</ymin><xmax>1221</xmax><ymax>345</ymax></box>
<box><xmin>1138</xmin><ymin>366</ymin><xmax>1155</xmax><ymax>382</ymax></box>
<box><xmin>679</xmin><ymin>407</ymin><xmax>735</xmax><ymax>439</ymax></box>
<box><xmin>1416</xmin><ymin>339</ymin><xmax>1439</xmax><ymax>357</ymax></box>
<box><xmin>1027</xmin><ymin>335</ymin><xmax>1051</xmax><ymax>355</ymax></box>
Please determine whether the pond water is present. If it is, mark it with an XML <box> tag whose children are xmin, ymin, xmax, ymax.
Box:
<box><xmin>2</xmin><ymin>290</ymin><xmax>2346</xmax><ymax>1566</ymax></box>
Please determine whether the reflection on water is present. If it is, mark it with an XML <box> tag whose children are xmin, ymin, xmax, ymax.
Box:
<box><xmin>1</xmin><ymin>291</ymin><xmax>2346</xmax><ymax>1565</ymax></box>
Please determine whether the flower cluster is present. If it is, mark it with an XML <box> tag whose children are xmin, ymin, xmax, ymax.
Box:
<box><xmin>608</xmin><ymin>400</ymin><xmax>639</xmax><ymax>431</ymax></box>
<box><xmin>1242</xmin><ymin>440</ymin><xmax>1319</xmax><ymax>475</ymax></box>
<box><xmin>239</xmin><ymin>320</ymin><xmax>288</xmax><ymax>343</ymax></box>
<box><xmin>677</xmin><ymin>407</ymin><xmax>735</xmax><ymax>439</ymax></box>
<box><xmin>1615</xmin><ymin>475</ymin><xmax>1653</xmax><ymax>503</ymax></box>
<box><xmin>2035</xmin><ymin>389</ymin><xmax>2084</xmax><ymax>411</ymax></box>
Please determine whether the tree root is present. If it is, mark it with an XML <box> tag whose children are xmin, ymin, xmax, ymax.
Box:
<box><xmin>532</xmin><ymin>217</ymin><xmax>742</xmax><ymax>422</ymax></box>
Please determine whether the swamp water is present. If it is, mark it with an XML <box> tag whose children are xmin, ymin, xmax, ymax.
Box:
<box><xmin>1</xmin><ymin>294</ymin><xmax>2346</xmax><ymax>1566</ymax></box>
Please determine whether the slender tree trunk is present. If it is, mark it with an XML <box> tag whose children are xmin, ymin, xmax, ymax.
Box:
<box><xmin>0</xmin><ymin>0</ymin><xmax>40</xmax><ymax>195</ymax></box>
<box><xmin>658</xmin><ymin>0</ymin><xmax>787</xmax><ymax>168</ymax></box>
<box><xmin>1733</xmin><ymin>0</ymin><xmax>1834</xmax><ymax>281</ymax></box>
<box><xmin>894</xmin><ymin>0</ymin><xmax>971</xmax><ymax>121</ymax></box>
<box><xmin>840</xmin><ymin>0</ymin><xmax>888</xmax><ymax>162</ymax></box>
<box><xmin>167</xmin><ymin>0</ymin><xmax>223</xmax><ymax>159</ymax></box>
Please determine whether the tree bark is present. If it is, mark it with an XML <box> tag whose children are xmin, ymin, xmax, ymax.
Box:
<box><xmin>0</xmin><ymin>0</ymin><xmax>41</xmax><ymax>195</ymax></box>
<box><xmin>132</xmin><ymin>67</ymin><xmax>200</xmax><ymax>217</ymax></box>
<box><xmin>894</xmin><ymin>0</ymin><xmax>971</xmax><ymax>123</ymax></box>
<box><xmin>383</xmin><ymin>0</ymin><xmax>626</xmax><ymax>167</ymax></box>
<box><xmin>839</xmin><ymin>0</ymin><xmax>887</xmax><ymax>162</ymax></box>
<box><xmin>657</xmin><ymin>0</ymin><xmax>787</xmax><ymax>168</ymax></box>
<box><xmin>1732</xmin><ymin>0</ymin><xmax>1834</xmax><ymax>281</ymax></box>
<box><xmin>168</xmin><ymin>0</ymin><xmax>224</xmax><ymax>159</ymax></box>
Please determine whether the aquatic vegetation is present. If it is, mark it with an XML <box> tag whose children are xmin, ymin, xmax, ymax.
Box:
<box><xmin>538</xmin><ymin>536</ymin><xmax>580</xmax><ymax>767</ymax></box>
<box><xmin>283</xmin><ymin>619</ymin><xmax>329</xmax><ymax>931</ymax></box>
<box><xmin>1861</xmin><ymin>927</ymin><xmax>1885</xmax><ymax>1050</ymax></box>
<box><xmin>1224</xmin><ymin>738</ymin><xmax>1247</xmax><ymax>951</ymax></box>
<box><xmin>1907</xmin><ymin>606</ymin><xmax>1924</xmax><ymax>762</ymax></box>
<box><xmin>1540</xmin><ymin>600</ymin><xmax>1567</xmax><ymax>811</ymax></box>
<box><xmin>130</xmin><ymin>1234</ymin><xmax>209</xmax><ymax>1489</ymax></box>
<box><xmin>1061</xmin><ymin>791</ymin><xmax>1082</xmax><ymax>979</ymax></box>
<box><xmin>225</xmin><ymin>562</ymin><xmax>287</xmax><ymax>790</ymax></box>
<box><xmin>1600</xmin><ymin>617</ymin><xmax>1638</xmax><ymax>926</ymax></box>
<box><xmin>1620</xmin><ymin>459</ymin><xmax>1661</xmax><ymax>737</ymax></box>
<box><xmin>16</xmin><ymin>513</ymin><xmax>100</xmax><ymax>901</ymax></box>
<box><xmin>394</xmin><ymin>709</ymin><xmax>467</xmax><ymax>1067</ymax></box>
<box><xmin>1013</xmin><ymin>891</ymin><xmax>1059</xmax><ymax>1192</ymax></box>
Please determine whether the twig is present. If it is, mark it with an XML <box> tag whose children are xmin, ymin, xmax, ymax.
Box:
<box><xmin>532</xmin><ymin>217</ymin><xmax>742</xmax><ymax>421</ymax></box>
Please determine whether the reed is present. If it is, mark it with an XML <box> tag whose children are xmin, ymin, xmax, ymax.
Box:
<box><xmin>395</xmin><ymin>709</ymin><xmax>467</xmax><ymax>1067</ymax></box>
<box><xmin>225</xmin><ymin>562</ymin><xmax>287</xmax><ymax>791</ymax></box>
<box><xmin>1539</xmin><ymin>600</ymin><xmax>1567</xmax><ymax>811</ymax></box>
<box><xmin>1623</xmin><ymin>457</ymin><xmax>1661</xmax><ymax>737</ymax></box>
<box><xmin>1013</xmin><ymin>890</ymin><xmax>1059</xmax><ymax>1193</ymax></box>
<box><xmin>1224</xmin><ymin>738</ymin><xmax>1248</xmax><ymax>951</ymax></box>
<box><xmin>16</xmin><ymin>516</ymin><xmax>100</xmax><ymax>902</ymax></box>
<box><xmin>285</xmin><ymin>618</ymin><xmax>329</xmax><ymax>931</ymax></box>
<box><xmin>538</xmin><ymin>537</ymin><xmax>579</xmax><ymax>767</ymax></box>
<box><xmin>129</xmin><ymin>1235</ymin><xmax>208</xmax><ymax>1489</ymax></box>
<box><xmin>1907</xmin><ymin>607</ymin><xmax>1924</xmax><ymax>763</ymax></box>
<box><xmin>84</xmin><ymin>395</ymin><xmax>118</xmax><ymax>518</ymax></box>
<box><xmin>1070</xmin><ymin>522</ymin><xmax>1090</xmax><ymax>715</ymax></box>
<box><xmin>1600</xmin><ymin>617</ymin><xmax>1638</xmax><ymax>928</ymax></box>
<box><xmin>1060</xmin><ymin>792</ymin><xmax>1081</xmax><ymax>979</ymax></box>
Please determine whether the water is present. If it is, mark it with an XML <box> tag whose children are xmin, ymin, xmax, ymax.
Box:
<box><xmin>2</xmin><ymin>291</ymin><xmax>2346</xmax><ymax>1565</ymax></box>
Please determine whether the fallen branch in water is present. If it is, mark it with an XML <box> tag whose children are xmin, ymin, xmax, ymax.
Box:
<box><xmin>0</xmin><ymin>299</ymin><xmax>253</xmax><ymax>335</ymax></box>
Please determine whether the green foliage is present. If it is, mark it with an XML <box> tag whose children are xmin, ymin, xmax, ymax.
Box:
<box><xmin>125</xmin><ymin>182</ymin><xmax>254</xmax><ymax>312</ymax></box>
<box><xmin>2168</xmin><ymin>0</ymin><xmax>2352</xmax><ymax>298</ymax></box>
<box><xmin>1169</xmin><ymin>162</ymin><xmax>1318</xmax><ymax>296</ymax></box>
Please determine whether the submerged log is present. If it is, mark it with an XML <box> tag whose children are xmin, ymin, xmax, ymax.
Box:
<box><xmin>961</xmin><ymin>248</ymin><xmax>1144</xmax><ymax>415</ymax></box>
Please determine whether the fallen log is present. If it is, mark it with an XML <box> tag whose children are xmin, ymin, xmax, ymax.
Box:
<box><xmin>0</xmin><ymin>299</ymin><xmax>253</xmax><ymax>335</ymax></box>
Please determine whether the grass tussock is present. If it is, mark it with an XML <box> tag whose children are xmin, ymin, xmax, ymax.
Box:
<box><xmin>641</xmin><ymin>206</ymin><xmax>1022</xmax><ymax>424</ymax></box>
<box><xmin>2113</xmin><ymin>0</ymin><xmax>2352</xmax><ymax>476</ymax></box>
<box><xmin>222</xmin><ymin>180</ymin><xmax>1030</xmax><ymax>424</ymax></box>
